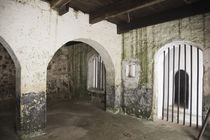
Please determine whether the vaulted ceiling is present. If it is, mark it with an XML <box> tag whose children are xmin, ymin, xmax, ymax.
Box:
<box><xmin>45</xmin><ymin>0</ymin><xmax>210</xmax><ymax>34</ymax></box>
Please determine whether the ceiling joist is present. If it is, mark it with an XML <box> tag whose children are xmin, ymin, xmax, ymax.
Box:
<box><xmin>89</xmin><ymin>0</ymin><xmax>166</xmax><ymax>24</ymax></box>
<box><xmin>117</xmin><ymin>1</ymin><xmax>210</xmax><ymax>34</ymax></box>
<box><xmin>50</xmin><ymin>0</ymin><xmax>72</xmax><ymax>10</ymax></box>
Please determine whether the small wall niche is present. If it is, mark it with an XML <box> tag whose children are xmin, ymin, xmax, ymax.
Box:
<box><xmin>126</xmin><ymin>64</ymin><xmax>136</xmax><ymax>78</ymax></box>
<box><xmin>122</xmin><ymin>59</ymin><xmax>140</xmax><ymax>89</ymax></box>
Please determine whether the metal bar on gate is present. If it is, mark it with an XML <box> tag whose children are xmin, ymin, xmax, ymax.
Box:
<box><xmin>190</xmin><ymin>45</ymin><xmax>193</xmax><ymax>127</ymax></box>
<box><xmin>167</xmin><ymin>48</ymin><xmax>170</xmax><ymax>121</ymax></box>
<box><xmin>102</xmin><ymin>61</ymin><xmax>104</xmax><ymax>90</ymax></box>
<box><xmin>104</xmin><ymin>69</ymin><xmax>106</xmax><ymax>110</ymax></box>
<box><xmin>100</xmin><ymin>58</ymin><xmax>103</xmax><ymax>89</ymax></box>
<box><xmin>183</xmin><ymin>44</ymin><xmax>187</xmax><ymax>125</ymax></box>
<box><xmin>172</xmin><ymin>46</ymin><xmax>175</xmax><ymax>122</ymax></box>
<box><xmin>95</xmin><ymin>56</ymin><xmax>97</xmax><ymax>88</ymax></box>
<box><xmin>98</xmin><ymin>56</ymin><xmax>101</xmax><ymax>89</ymax></box>
<box><xmin>177</xmin><ymin>45</ymin><xmax>181</xmax><ymax>124</ymax></box>
<box><xmin>162</xmin><ymin>51</ymin><xmax>166</xmax><ymax>120</ymax></box>
<box><xmin>196</xmin><ymin>48</ymin><xmax>199</xmax><ymax>128</ymax></box>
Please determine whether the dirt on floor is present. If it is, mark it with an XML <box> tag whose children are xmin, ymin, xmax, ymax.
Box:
<box><xmin>0</xmin><ymin>100</ymin><xmax>209</xmax><ymax>140</ymax></box>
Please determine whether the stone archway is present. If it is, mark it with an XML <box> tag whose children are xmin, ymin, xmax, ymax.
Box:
<box><xmin>47</xmin><ymin>39</ymin><xmax>116</xmax><ymax>109</ymax></box>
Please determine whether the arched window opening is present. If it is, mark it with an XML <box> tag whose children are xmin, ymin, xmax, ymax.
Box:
<box><xmin>175</xmin><ymin>70</ymin><xmax>189</xmax><ymax>108</ymax></box>
<box><xmin>87</xmin><ymin>55</ymin><xmax>106</xmax><ymax>91</ymax></box>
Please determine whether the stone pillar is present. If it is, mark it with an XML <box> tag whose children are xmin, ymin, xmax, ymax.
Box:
<box><xmin>19</xmin><ymin>92</ymin><xmax>46</xmax><ymax>137</ymax></box>
<box><xmin>18</xmin><ymin>65</ymin><xmax>47</xmax><ymax>138</ymax></box>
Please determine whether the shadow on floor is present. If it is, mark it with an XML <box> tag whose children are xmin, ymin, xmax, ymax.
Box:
<box><xmin>0</xmin><ymin>99</ymin><xmax>19</xmax><ymax>140</ymax></box>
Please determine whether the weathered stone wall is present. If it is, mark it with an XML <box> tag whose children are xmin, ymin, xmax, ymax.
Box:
<box><xmin>122</xmin><ymin>13</ymin><xmax>210</xmax><ymax>121</ymax></box>
<box><xmin>47</xmin><ymin>43</ymin><xmax>93</xmax><ymax>101</ymax></box>
<box><xmin>0</xmin><ymin>43</ymin><xmax>16</xmax><ymax>101</ymax></box>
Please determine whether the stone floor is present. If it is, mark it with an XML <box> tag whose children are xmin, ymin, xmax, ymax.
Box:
<box><xmin>0</xmin><ymin>100</ymin><xmax>209</xmax><ymax>140</ymax></box>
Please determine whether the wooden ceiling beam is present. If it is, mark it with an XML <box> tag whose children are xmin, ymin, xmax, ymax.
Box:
<box><xmin>117</xmin><ymin>1</ymin><xmax>210</xmax><ymax>34</ymax></box>
<box><xmin>89</xmin><ymin>0</ymin><xmax>166</xmax><ymax>24</ymax></box>
<box><xmin>58</xmin><ymin>3</ymin><xmax>70</xmax><ymax>15</ymax></box>
<box><xmin>50</xmin><ymin>0</ymin><xmax>72</xmax><ymax>10</ymax></box>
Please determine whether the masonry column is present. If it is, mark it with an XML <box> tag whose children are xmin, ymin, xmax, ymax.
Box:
<box><xmin>19</xmin><ymin>63</ymin><xmax>47</xmax><ymax>138</ymax></box>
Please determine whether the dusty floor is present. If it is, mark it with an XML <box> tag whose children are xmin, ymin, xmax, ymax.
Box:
<box><xmin>0</xmin><ymin>101</ymin><xmax>209</xmax><ymax>140</ymax></box>
<box><xmin>33</xmin><ymin>101</ymin><xmax>210</xmax><ymax>140</ymax></box>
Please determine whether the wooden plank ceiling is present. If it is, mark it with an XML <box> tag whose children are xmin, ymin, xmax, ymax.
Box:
<box><xmin>45</xmin><ymin>0</ymin><xmax>210</xmax><ymax>34</ymax></box>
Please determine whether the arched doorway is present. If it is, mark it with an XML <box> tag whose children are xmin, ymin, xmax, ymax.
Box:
<box><xmin>47</xmin><ymin>39</ymin><xmax>115</xmax><ymax>108</ymax></box>
<box><xmin>47</xmin><ymin>41</ymin><xmax>108</xmax><ymax>106</ymax></box>
<box><xmin>0</xmin><ymin>36</ymin><xmax>21</xmax><ymax>139</ymax></box>
<box><xmin>45</xmin><ymin>40</ymin><xmax>115</xmax><ymax>136</ymax></box>
<box><xmin>154</xmin><ymin>41</ymin><xmax>203</xmax><ymax>127</ymax></box>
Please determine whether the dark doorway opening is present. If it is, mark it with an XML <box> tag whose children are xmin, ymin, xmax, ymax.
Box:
<box><xmin>0</xmin><ymin>43</ymin><xmax>18</xmax><ymax>139</ymax></box>
<box><xmin>175</xmin><ymin>70</ymin><xmax>189</xmax><ymax>108</ymax></box>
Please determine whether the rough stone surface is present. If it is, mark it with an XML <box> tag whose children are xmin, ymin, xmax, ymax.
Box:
<box><xmin>21</xmin><ymin>91</ymin><xmax>46</xmax><ymax>136</ymax></box>
<box><xmin>0</xmin><ymin>43</ymin><xmax>16</xmax><ymax>101</ymax></box>
<box><xmin>124</xmin><ymin>88</ymin><xmax>152</xmax><ymax>119</ymax></box>
<box><xmin>106</xmin><ymin>85</ymin><xmax>115</xmax><ymax>109</ymax></box>
<box><xmin>89</xmin><ymin>92</ymin><xmax>105</xmax><ymax>109</ymax></box>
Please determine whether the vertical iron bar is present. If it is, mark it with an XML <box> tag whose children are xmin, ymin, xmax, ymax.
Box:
<box><xmin>190</xmin><ymin>45</ymin><xmax>193</xmax><ymax>127</ymax></box>
<box><xmin>102</xmin><ymin>61</ymin><xmax>104</xmax><ymax>90</ymax></box>
<box><xmin>98</xmin><ymin>56</ymin><xmax>101</xmax><ymax>89</ymax></box>
<box><xmin>196</xmin><ymin>48</ymin><xmax>199</xmax><ymax>128</ymax></box>
<box><xmin>167</xmin><ymin>48</ymin><xmax>170</xmax><ymax>121</ymax></box>
<box><xmin>95</xmin><ymin>56</ymin><xmax>97</xmax><ymax>88</ymax></box>
<box><xmin>162</xmin><ymin>51</ymin><xmax>166</xmax><ymax>120</ymax></box>
<box><xmin>172</xmin><ymin>46</ymin><xmax>175</xmax><ymax>122</ymax></box>
<box><xmin>100</xmin><ymin>58</ymin><xmax>103</xmax><ymax>89</ymax></box>
<box><xmin>183</xmin><ymin>44</ymin><xmax>187</xmax><ymax>125</ymax></box>
<box><xmin>104</xmin><ymin>69</ymin><xmax>106</xmax><ymax>110</ymax></box>
<box><xmin>177</xmin><ymin>45</ymin><xmax>181</xmax><ymax>124</ymax></box>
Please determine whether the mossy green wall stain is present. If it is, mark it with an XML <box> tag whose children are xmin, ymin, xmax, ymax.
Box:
<box><xmin>130</xmin><ymin>31</ymin><xmax>134</xmax><ymax>57</ymax></box>
<box><xmin>122</xmin><ymin>34</ymin><xmax>125</xmax><ymax>60</ymax></box>
<box><xmin>139</xmin><ymin>28</ymin><xmax>149</xmax><ymax>87</ymax></box>
<box><xmin>135</xmin><ymin>29</ymin><xmax>139</xmax><ymax>58</ymax></box>
<box><xmin>203</xmin><ymin>14</ymin><xmax>206</xmax><ymax>48</ymax></box>
<box><xmin>123</xmin><ymin>28</ymin><xmax>149</xmax><ymax>87</ymax></box>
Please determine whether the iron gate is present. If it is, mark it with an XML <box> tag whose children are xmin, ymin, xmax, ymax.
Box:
<box><xmin>160</xmin><ymin>43</ymin><xmax>203</xmax><ymax>128</ymax></box>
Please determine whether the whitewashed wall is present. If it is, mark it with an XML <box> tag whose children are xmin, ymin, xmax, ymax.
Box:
<box><xmin>0</xmin><ymin>0</ymin><xmax>122</xmax><ymax>99</ymax></box>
